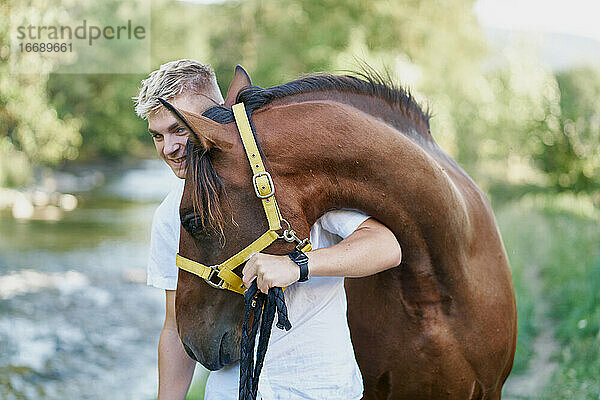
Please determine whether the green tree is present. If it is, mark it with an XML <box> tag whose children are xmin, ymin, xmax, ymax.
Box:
<box><xmin>453</xmin><ymin>45</ymin><xmax>561</xmax><ymax>188</ymax></box>
<box><xmin>47</xmin><ymin>0</ymin><xmax>214</xmax><ymax>162</ymax></box>
<box><xmin>203</xmin><ymin>0</ymin><xmax>487</xmax><ymax>162</ymax></box>
<box><xmin>537</xmin><ymin>67</ymin><xmax>600</xmax><ymax>194</ymax></box>
<box><xmin>0</xmin><ymin>0</ymin><xmax>81</xmax><ymax>187</ymax></box>
<box><xmin>47</xmin><ymin>74</ymin><xmax>149</xmax><ymax>160</ymax></box>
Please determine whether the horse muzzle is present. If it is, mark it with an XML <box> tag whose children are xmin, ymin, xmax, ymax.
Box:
<box><xmin>181</xmin><ymin>330</ymin><xmax>240</xmax><ymax>371</ymax></box>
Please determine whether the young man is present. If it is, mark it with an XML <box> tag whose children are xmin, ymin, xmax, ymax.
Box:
<box><xmin>134</xmin><ymin>59</ymin><xmax>402</xmax><ymax>400</ymax></box>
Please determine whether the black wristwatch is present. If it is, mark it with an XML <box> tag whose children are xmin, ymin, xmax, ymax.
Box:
<box><xmin>288</xmin><ymin>249</ymin><xmax>309</xmax><ymax>282</ymax></box>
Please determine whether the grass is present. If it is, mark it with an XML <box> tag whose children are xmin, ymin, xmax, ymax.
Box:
<box><xmin>495</xmin><ymin>196</ymin><xmax>600</xmax><ymax>399</ymax></box>
<box><xmin>535</xmin><ymin>215</ymin><xmax>600</xmax><ymax>399</ymax></box>
<box><xmin>495</xmin><ymin>205</ymin><xmax>544</xmax><ymax>374</ymax></box>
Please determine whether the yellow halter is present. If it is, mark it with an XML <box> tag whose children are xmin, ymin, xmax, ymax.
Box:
<box><xmin>175</xmin><ymin>103</ymin><xmax>312</xmax><ymax>295</ymax></box>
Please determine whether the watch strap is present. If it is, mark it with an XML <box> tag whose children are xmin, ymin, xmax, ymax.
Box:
<box><xmin>288</xmin><ymin>249</ymin><xmax>309</xmax><ymax>282</ymax></box>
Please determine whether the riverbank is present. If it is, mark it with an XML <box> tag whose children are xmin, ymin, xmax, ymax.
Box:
<box><xmin>0</xmin><ymin>160</ymin><xmax>182</xmax><ymax>399</ymax></box>
<box><xmin>0</xmin><ymin>159</ymin><xmax>183</xmax><ymax>220</ymax></box>
<box><xmin>0</xmin><ymin>162</ymin><xmax>109</xmax><ymax>221</ymax></box>
<box><xmin>0</xmin><ymin>187</ymin><xmax>79</xmax><ymax>220</ymax></box>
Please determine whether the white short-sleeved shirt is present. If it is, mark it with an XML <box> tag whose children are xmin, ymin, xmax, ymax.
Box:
<box><xmin>147</xmin><ymin>179</ymin><xmax>185</xmax><ymax>290</ymax></box>
<box><xmin>148</xmin><ymin>180</ymin><xmax>369</xmax><ymax>399</ymax></box>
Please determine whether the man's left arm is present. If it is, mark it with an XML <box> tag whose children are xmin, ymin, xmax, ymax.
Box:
<box><xmin>242</xmin><ymin>218</ymin><xmax>401</xmax><ymax>293</ymax></box>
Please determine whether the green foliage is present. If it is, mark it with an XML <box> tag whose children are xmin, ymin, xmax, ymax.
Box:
<box><xmin>454</xmin><ymin>46</ymin><xmax>561</xmax><ymax>188</ymax></box>
<box><xmin>45</xmin><ymin>0</ymin><xmax>215</xmax><ymax>162</ymax></box>
<box><xmin>2</xmin><ymin>0</ymin><xmax>599</xmax><ymax>202</ymax></box>
<box><xmin>0</xmin><ymin>0</ymin><xmax>81</xmax><ymax>186</ymax></box>
<box><xmin>47</xmin><ymin>74</ymin><xmax>150</xmax><ymax>160</ymax></box>
<box><xmin>204</xmin><ymin>0</ymin><xmax>486</xmax><ymax>94</ymax></box>
<box><xmin>495</xmin><ymin>206</ymin><xmax>543</xmax><ymax>373</ymax></box>
<box><xmin>496</xmin><ymin>201</ymin><xmax>600</xmax><ymax>399</ymax></box>
<box><xmin>149</xmin><ymin>0</ymin><xmax>211</xmax><ymax>65</ymax></box>
<box><xmin>535</xmin><ymin>67</ymin><xmax>600</xmax><ymax>194</ymax></box>
<box><xmin>535</xmin><ymin>211</ymin><xmax>600</xmax><ymax>399</ymax></box>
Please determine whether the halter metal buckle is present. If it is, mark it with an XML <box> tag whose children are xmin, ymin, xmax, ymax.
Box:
<box><xmin>280</xmin><ymin>228</ymin><xmax>310</xmax><ymax>251</ymax></box>
<box><xmin>252</xmin><ymin>171</ymin><xmax>275</xmax><ymax>199</ymax></box>
<box><xmin>295</xmin><ymin>237</ymin><xmax>310</xmax><ymax>251</ymax></box>
<box><xmin>277</xmin><ymin>219</ymin><xmax>310</xmax><ymax>250</ymax></box>
<box><xmin>205</xmin><ymin>265</ymin><xmax>226</xmax><ymax>290</ymax></box>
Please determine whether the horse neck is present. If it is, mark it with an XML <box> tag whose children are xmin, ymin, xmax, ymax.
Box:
<box><xmin>255</xmin><ymin>99</ymin><xmax>473</xmax><ymax>284</ymax></box>
<box><xmin>264</xmin><ymin>91</ymin><xmax>432</xmax><ymax>145</ymax></box>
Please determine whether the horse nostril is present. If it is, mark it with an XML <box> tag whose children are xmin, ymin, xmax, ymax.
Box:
<box><xmin>182</xmin><ymin>341</ymin><xmax>199</xmax><ymax>362</ymax></box>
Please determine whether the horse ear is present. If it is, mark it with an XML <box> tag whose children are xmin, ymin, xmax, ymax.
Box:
<box><xmin>224</xmin><ymin>65</ymin><xmax>252</xmax><ymax>108</ymax></box>
<box><xmin>157</xmin><ymin>98</ymin><xmax>233</xmax><ymax>151</ymax></box>
<box><xmin>179</xmin><ymin>109</ymin><xmax>234</xmax><ymax>150</ymax></box>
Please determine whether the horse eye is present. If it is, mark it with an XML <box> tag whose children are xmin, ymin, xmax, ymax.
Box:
<box><xmin>181</xmin><ymin>211</ymin><xmax>214</xmax><ymax>238</ymax></box>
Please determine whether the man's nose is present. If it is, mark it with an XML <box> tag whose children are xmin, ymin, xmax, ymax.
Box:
<box><xmin>164</xmin><ymin>135</ymin><xmax>184</xmax><ymax>155</ymax></box>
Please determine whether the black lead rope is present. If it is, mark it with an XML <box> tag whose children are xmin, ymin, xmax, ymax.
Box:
<box><xmin>239</xmin><ymin>281</ymin><xmax>292</xmax><ymax>400</ymax></box>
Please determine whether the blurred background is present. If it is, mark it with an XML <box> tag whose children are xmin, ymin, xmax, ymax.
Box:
<box><xmin>0</xmin><ymin>0</ymin><xmax>599</xmax><ymax>399</ymax></box>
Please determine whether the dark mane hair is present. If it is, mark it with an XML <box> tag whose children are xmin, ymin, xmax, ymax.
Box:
<box><xmin>202</xmin><ymin>70</ymin><xmax>430</xmax><ymax>132</ymax></box>
<box><xmin>188</xmin><ymin>71</ymin><xmax>430</xmax><ymax>241</ymax></box>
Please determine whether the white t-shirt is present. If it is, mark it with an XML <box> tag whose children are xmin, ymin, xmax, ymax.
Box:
<box><xmin>148</xmin><ymin>179</ymin><xmax>368</xmax><ymax>399</ymax></box>
<box><xmin>147</xmin><ymin>179</ymin><xmax>185</xmax><ymax>290</ymax></box>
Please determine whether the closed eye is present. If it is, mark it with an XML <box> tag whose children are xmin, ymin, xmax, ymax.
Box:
<box><xmin>181</xmin><ymin>210</ymin><xmax>216</xmax><ymax>238</ymax></box>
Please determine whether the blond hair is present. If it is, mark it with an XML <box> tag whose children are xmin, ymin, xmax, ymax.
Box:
<box><xmin>134</xmin><ymin>59</ymin><xmax>219</xmax><ymax>119</ymax></box>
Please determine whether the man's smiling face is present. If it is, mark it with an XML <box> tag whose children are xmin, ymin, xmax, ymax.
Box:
<box><xmin>147</xmin><ymin>94</ymin><xmax>217</xmax><ymax>179</ymax></box>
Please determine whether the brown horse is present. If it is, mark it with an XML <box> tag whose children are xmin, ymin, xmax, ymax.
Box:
<box><xmin>172</xmin><ymin>67</ymin><xmax>517</xmax><ymax>399</ymax></box>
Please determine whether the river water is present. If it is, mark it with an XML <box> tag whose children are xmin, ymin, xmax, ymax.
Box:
<box><xmin>0</xmin><ymin>160</ymin><xmax>182</xmax><ymax>399</ymax></box>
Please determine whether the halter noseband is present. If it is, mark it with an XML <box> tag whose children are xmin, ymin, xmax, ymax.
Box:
<box><xmin>175</xmin><ymin>102</ymin><xmax>312</xmax><ymax>294</ymax></box>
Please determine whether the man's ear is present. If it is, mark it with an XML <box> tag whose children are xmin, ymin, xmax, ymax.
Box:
<box><xmin>157</xmin><ymin>98</ymin><xmax>233</xmax><ymax>150</ymax></box>
<box><xmin>224</xmin><ymin>65</ymin><xmax>252</xmax><ymax>108</ymax></box>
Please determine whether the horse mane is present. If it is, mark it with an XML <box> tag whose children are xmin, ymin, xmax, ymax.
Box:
<box><xmin>186</xmin><ymin>71</ymin><xmax>431</xmax><ymax>241</ymax></box>
<box><xmin>203</xmin><ymin>70</ymin><xmax>430</xmax><ymax>132</ymax></box>
<box><xmin>184</xmin><ymin>141</ymin><xmax>229</xmax><ymax>245</ymax></box>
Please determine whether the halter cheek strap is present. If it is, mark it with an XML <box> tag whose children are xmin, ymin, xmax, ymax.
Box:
<box><xmin>175</xmin><ymin>102</ymin><xmax>312</xmax><ymax>295</ymax></box>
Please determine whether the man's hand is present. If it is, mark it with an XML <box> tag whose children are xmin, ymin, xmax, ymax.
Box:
<box><xmin>242</xmin><ymin>253</ymin><xmax>301</xmax><ymax>293</ymax></box>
